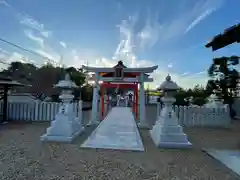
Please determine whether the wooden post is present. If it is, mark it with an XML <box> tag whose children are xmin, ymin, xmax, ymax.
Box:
<box><xmin>101</xmin><ymin>87</ymin><xmax>105</xmax><ymax>120</ymax></box>
<box><xmin>2</xmin><ymin>86</ymin><xmax>8</xmax><ymax>123</ymax></box>
<box><xmin>132</xmin><ymin>91</ymin><xmax>135</xmax><ymax>113</ymax></box>
<box><xmin>135</xmin><ymin>84</ymin><xmax>138</xmax><ymax>121</ymax></box>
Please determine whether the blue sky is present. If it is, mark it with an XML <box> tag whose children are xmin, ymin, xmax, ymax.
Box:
<box><xmin>0</xmin><ymin>0</ymin><xmax>239</xmax><ymax>88</ymax></box>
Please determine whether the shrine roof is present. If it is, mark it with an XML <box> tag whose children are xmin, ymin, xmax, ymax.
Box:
<box><xmin>82</xmin><ymin>60</ymin><xmax>158</xmax><ymax>73</ymax></box>
<box><xmin>205</xmin><ymin>23</ymin><xmax>240</xmax><ymax>51</ymax></box>
<box><xmin>100</xmin><ymin>61</ymin><xmax>149</xmax><ymax>77</ymax></box>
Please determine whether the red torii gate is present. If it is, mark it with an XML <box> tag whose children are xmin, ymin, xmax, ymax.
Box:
<box><xmin>82</xmin><ymin>60</ymin><xmax>158</xmax><ymax>127</ymax></box>
<box><xmin>99</xmin><ymin>61</ymin><xmax>148</xmax><ymax>120</ymax></box>
<box><xmin>100</xmin><ymin>82</ymin><xmax>138</xmax><ymax>120</ymax></box>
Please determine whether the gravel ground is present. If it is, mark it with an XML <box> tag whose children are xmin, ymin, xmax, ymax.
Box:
<box><xmin>0</xmin><ymin>106</ymin><xmax>240</xmax><ymax>180</ymax></box>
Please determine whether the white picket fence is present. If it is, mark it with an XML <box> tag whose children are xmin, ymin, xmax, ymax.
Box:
<box><xmin>0</xmin><ymin>101</ymin><xmax>231</xmax><ymax>127</ymax></box>
<box><xmin>0</xmin><ymin>101</ymin><xmax>80</xmax><ymax>121</ymax></box>
<box><xmin>156</xmin><ymin>104</ymin><xmax>231</xmax><ymax>127</ymax></box>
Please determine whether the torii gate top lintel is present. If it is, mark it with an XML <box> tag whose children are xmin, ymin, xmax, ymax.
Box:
<box><xmin>82</xmin><ymin>61</ymin><xmax>158</xmax><ymax>83</ymax></box>
<box><xmin>82</xmin><ymin>61</ymin><xmax>158</xmax><ymax>74</ymax></box>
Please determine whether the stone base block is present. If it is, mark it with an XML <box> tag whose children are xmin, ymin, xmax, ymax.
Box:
<box><xmin>150</xmin><ymin>125</ymin><xmax>192</xmax><ymax>149</ymax></box>
<box><xmin>151</xmin><ymin>140</ymin><xmax>192</xmax><ymax>148</ymax></box>
<box><xmin>40</xmin><ymin>127</ymin><xmax>84</xmax><ymax>143</ymax></box>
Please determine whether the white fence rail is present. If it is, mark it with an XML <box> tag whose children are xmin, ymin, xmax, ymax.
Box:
<box><xmin>0</xmin><ymin>101</ymin><xmax>80</xmax><ymax>121</ymax></box>
<box><xmin>157</xmin><ymin>104</ymin><xmax>230</xmax><ymax>127</ymax></box>
<box><xmin>0</xmin><ymin>101</ymin><xmax>231</xmax><ymax>127</ymax></box>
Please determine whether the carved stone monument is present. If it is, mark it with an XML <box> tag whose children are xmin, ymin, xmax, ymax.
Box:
<box><xmin>150</xmin><ymin>75</ymin><xmax>192</xmax><ymax>148</ymax></box>
<box><xmin>40</xmin><ymin>74</ymin><xmax>84</xmax><ymax>142</ymax></box>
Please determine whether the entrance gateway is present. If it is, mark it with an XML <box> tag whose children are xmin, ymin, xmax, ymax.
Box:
<box><xmin>82</xmin><ymin>61</ymin><xmax>158</xmax><ymax>128</ymax></box>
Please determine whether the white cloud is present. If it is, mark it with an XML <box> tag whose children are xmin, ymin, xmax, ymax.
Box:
<box><xmin>138</xmin><ymin>13</ymin><xmax>162</xmax><ymax>50</ymax></box>
<box><xmin>195</xmin><ymin>71</ymin><xmax>206</xmax><ymax>75</ymax></box>
<box><xmin>34</xmin><ymin>49</ymin><xmax>60</xmax><ymax>65</ymax></box>
<box><xmin>114</xmin><ymin>0</ymin><xmax>122</xmax><ymax>10</ymax></box>
<box><xmin>8</xmin><ymin>52</ymin><xmax>27</xmax><ymax>63</ymax></box>
<box><xmin>41</xmin><ymin>31</ymin><xmax>52</xmax><ymax>38</ymax></box>
<box><xmin>185</xmin><ymin>8</ymin><xmax>216</xmax><ymax>33</ymax></box>
<box><xmin>19</xmin><ymin>13</ymin><xmax>44</xmax><ymax>31</ymax></box>
<box><xmin>17</xmin><ymin>13</ymin><xmax>52</xmax><ymax>39</ymax></box>
<box><xmin>2</xmin><ymin>1</ymin><xmax>215</xmax><ymax>89</ymax></box>
<box><xmin>0</xmin><ymin>49</ymin><xmax>10</xmax><ymax>69</ymax></box>
<box><xmin>0</xmin><ymin>0</ymin><xmax>10</xmax><ymax>7</ymax></box>
<box><xmin>167</xmin><ymin>63</ymin><xmax>173</xmax><ymax>69</ymax></box>
<box><xmin>60</xmin><ymin>41</ymin><xmax>67</xmax><ymax>48</ymax></box>
<box><xmin>150</xmin><ymin>0</ymin><xmax>224</xmax><ymax>41</ymax></box>
<box><xmin>102</xmin><ymin>9</ymin><xmax>207</xmax><ymax>89</ymax></box>
<box><xmin>24</xmin><ymin>29</ymin><xmax>44</xmax><ymax>48</ymax></box>
<box><xmin>184</xmin><ymin>0</ymin><xmax>224</xmax><ymax>33</ymax></box>
<box><xmin>0</xmin><ymin>48</ymin><xmax>10</xmax><ymax>56</ymax></box>
<box><xmin>181</xmin><ymin>72</ymin><xmax>190</xmax><ymax>76</ymax></box>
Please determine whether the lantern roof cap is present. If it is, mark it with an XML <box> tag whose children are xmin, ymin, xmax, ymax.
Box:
<box><xmin>158</xmin><ymin>74</ymin><xmax>179</xmax><ymax>90</ymax></box>
<box><xmin>54</xmin><ymin>73</ymin><xmax>78</xmax><ymax>89</ymax></box>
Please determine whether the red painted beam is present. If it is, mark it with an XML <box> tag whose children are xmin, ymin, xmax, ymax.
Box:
<box><xmin>101</xmin><ymin>83</ymin><xmax>137</xmax><ymax>88</ymax></box>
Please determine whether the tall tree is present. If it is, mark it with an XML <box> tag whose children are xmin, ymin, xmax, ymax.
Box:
<box><xmin>65</xmin><ymin>66</ymin><xmax>86</xmax><ymax>87</ymax></box>
<box><xmin>207</xmin><ymin>56</ymin><xmax>239</xmax><ymax>118</ymax></box>
<box><xmin>190</xmin><ymin>85</ymin><xmax>209</xmax><ymax>106</ymax></box>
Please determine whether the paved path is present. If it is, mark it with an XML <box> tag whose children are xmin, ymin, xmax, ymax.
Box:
<box><xmin>81</xmin><ymin>107</ymin><xmax>144</xmax><ymax>151</ymax></box>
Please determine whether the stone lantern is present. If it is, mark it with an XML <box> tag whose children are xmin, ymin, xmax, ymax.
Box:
<box><xmin>150</xmin><ymin>75</ymin><xmax>192</xmax><ymax>148</ymax></box>
<box><xmin>40</xmin><ymin>73</ymin><xmax>84</xmax><ymax>142</ymax></box>
<box><xmin>205</xmin><ymin>94</ymin><xmax>224</xmax><ymax>108</ymax></box>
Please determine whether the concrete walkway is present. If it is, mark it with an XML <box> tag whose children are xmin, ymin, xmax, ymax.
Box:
<box><xmin>81</xmin><ymin>107</ymin><xmax>144</xmax><ymax>151</ymax></box>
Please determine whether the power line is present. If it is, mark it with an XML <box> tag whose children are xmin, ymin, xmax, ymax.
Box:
<box><xmin>0</xmin><ymin>37</ymin><xmax>59</xmax><ymax>65</ymax></box>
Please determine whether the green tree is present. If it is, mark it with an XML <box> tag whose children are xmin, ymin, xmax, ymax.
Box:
<box><xmin>190</xmin><ymin>85</ymin><xmax>209</xmax><ymax>106</ymax></box>
<box><xmin>81</xmin><ymin>84</ymin><xmax>93</xmax><ymax>101</ymax></box>
<box><xmin>65</xmin><ymin>66</ymin><xmax>86</xmax><ymax>87</ymax></box>
<box><xmin>174</xmin><ymin>88</ymin><xmax>190</xmax><ymax>106</ymax></box>
<box><xmin>207</xmin><ymin>56</ymin><xmax>239</xmax><ymax>118</ymax></box>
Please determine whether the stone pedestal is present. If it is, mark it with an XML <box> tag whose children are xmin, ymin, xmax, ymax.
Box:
<box><xmin>40</xmin><ymin>74</ymin><xmax>84</xmax><ymax>143</ymax></box>
<box><xmin>87</xmin><ymin>86</ymin><xmax>100</xmax><ymax>126</ymax></box>
<box><xmin>150</xmin><ymin>75</ymin><xmax>191</xmax><ymax>148</ymax></box>
<box><xmin>40</xmin><ymin>103</ymin><xmax>84</xmax><ymax>142</ymax></box>
<box><xmin>138</xmin><ymin>75</ymin><xmax>149</xmax><ymax>129</ymax></box>
<box><xmin>41</xmin><ymin>96</ymin><xmax>84</xmax><ymax>142</ymax></box>
<box><xmin>150</xmin><ymin>97</ymin><xmax>191</xmax><ymax>148</ymax></box>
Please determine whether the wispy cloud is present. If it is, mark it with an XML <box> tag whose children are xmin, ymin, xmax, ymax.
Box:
<box><xmin>1</xmin><ymin>1</ymin><xmax>52</xmax><ymax>38</ymax></box>
<box><xmin>153</xmin><ymin>0</ymin><xmax>224</xmax><ymax>41</ymax></box>
<box><xmin>138</xmin><ymin>13</ymin><xmax>162</xmax><ymax>49</ymax></box>
<box><xmin>114</xmin><ymin>14</ymin><xmax>138</xmax><ymax>67</ymax></box>
<box><xmin>34</xmin><ymin>49</ymin><xmax>60</xmax><ymax>64</ymax></box>
<box><xmin>0</xmin><ymin>0</ymin><xmax>10</xmax><ymax>7</ymax></box>
<box><xmin>115</xmin><ymin>0</ymin><xmax>122</xmax><ymax>10</ymax></box>
<box><xmin>167</xmin><ymin>63</ymin><xmax>173</xmax><ymax>68</ymax></box>
<box><xmin>181</xmin><ymin>72</ymin><xmax>190</xmax><ymax>76</ymax></box>
<box><xmin>60</xmin><ymin>41</ymin><xmax>67</xmax><ymax>48</ymax></box>
<box><xmin>1</xmin><ymin>1</ymin><xmax>213</xmax><ymax>89</ymax></box>
<box><xmin>8</xmin><ymin>52</ymin><xmax>27</xmax><ymax>63</ymax></box>
<box><xmin>18</xmin><ymin>13</ymin><xmax>52</xmax><ymax>38</ymax></box>
<box><xmin>195</xmin><ymin>71</ymin><xmax>206</xmax><ymax>75</ymax></box>
<box><xmin>24</xmin><ymin>29</ymin><xmax>44</xmax><ymax>48</ymax></box>
<box><xmin>184</xmin><ymin>0</ymin><xmax>224</xmax><ymax>33</ymax></box>
<box><xmin>185</xmin><ymin>8</ymin><xmax>216</xmax><ymax>33</ymax></box>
